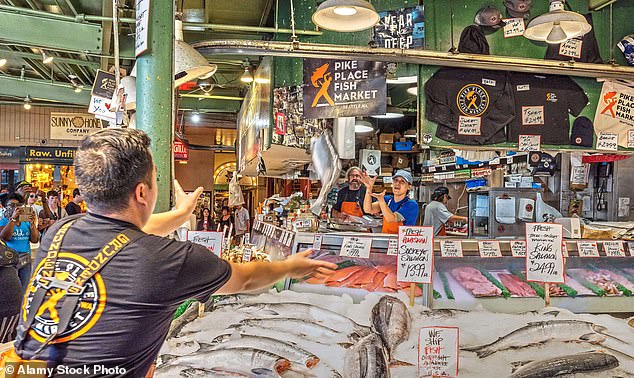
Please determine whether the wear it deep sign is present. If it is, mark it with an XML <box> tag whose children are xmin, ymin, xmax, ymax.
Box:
<box><xmin>303</xmin><ymin>59</ymin><xmax>386</xmax><ymax>119</ymax></box>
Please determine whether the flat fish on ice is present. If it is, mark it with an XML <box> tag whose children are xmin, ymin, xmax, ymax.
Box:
<box><xmin>510</xmin><ymin>352</ymin><xmax>619</xmax><ymax>378</ymax></box>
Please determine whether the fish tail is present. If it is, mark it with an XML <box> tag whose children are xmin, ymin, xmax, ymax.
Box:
<box><xmin>475</xmin><ymin>348</ymin><xmax>495</xmax><ymax>358</ymax></box>
<box><xmin>389</xmin><ymin>359</ymin><xmax>414</xmax><ymax>367</ymax></box>
<box><xmin>305</xmin><ymin>356</ymin><xmax>321</xmax><ymax>368</ymax></box>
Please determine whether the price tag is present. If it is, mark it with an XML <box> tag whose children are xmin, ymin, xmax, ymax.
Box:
<box><xmin>490</xmin><ymin>157</ymin><xmax>500</xmax><ymax>165</ymax></box>
<box><xmin>313</xmin><ymin>234</ymin><xmax>323</xmax><ymax>252</ymax></box>
<box><xmin>242</xmin><ymin>247</ymin><xmax>252</xmax><ymax>262</ymax></box>
<box><xmin>503</xmin><ymin>18</ymin><xmax>526</xmax><ymax>38</ymax></box>
<box><xmin>510</xmin><ymin>240</ymin><xmax>527</xmax><ymax>257</ymax></box>
<box><xmin>518</xmin><ymin>135</ymin><xmax>541</xmax><ymax>152</ymax></box>
<box><xmin>628</xmin><ymin>130</ymin><xmax>634</xmax><ymax>149</ymax></box>
<box><xmin>397</xmin><ymin>226</ymin><xmax>434</xmax><ymax>284</ymax></box>
<box><xmin>559</xmin><ymin>38</ymin><xmax>583</xmax><ymax>59</ymax></box>
<box><xmin>440</xmin><ymin>240</ymin><xmax>463</xmax><ymax>258</ymax></box>
<box><xmin>596</xmin><ymin>133</ymin><xmax>618</xmax><ymax>151</ymax></box>
<box><xmin>387</xmin><ymin>239</ymin><xmax>399</xmax><ymax>256</ymax></box>
<box><xmin>340</xmin><ymin>237</ymin><xmax>372</xmax><ymax>258</ymax></box>
<box><xmin>478</xmin><ymin>241</ymin><xmax>502</xmax><ymax>258</ymax></box>
<box><xmin>577</xmin><ymin>241</ymin><xmax>600</xmax><ymax>257</ymax></box>
<box><xmin>602</xmin><ymin>241</ymin><xmax>626</xmax><ymax>257</ymax></box>
<box><xmin>628</xmin><ymin>241</ymin><xmax>634</xmax><ymax>256</ymax></box>
<box><xmin>418</xmin><ymin>326</ymin><xmax>459</xmax><ymax>378</ymax></box>
<box><xmin>526</xmin><ymin>223</ymin><xmax>565</xmax><ymax>284</ymax></box>
<box><xmin>522</xmin><ymin>106</ymin><xmax>544</xmax><ymax>126</ymax></box>
<box><xmin>458</xmin><ymin>116</ymin><xmax>481</xmax><ymax>135</ymax></box>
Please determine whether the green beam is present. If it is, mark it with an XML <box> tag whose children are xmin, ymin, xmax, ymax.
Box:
<box><xmin>178</xmin><ymin>97</ymin><xmax>241</xmax><ymax>113</ymax></box>
<box><xmin>0</xmin><ymin>8</ymin><xmax>102</xmax><ymax>54</ymax></box>
<box><xmin>4</xmin><ymin>50</ymin><xmax>100</xmax><ymax>68</ymax></box>
<box><xmin>136</xmin><ymin>0</ymin><xmax>174</xmax><ymax>213</ymax></box>
<box><xmin>0</xmin><ymin>75</ymin><xmax>90</xmax><ymax>105</ymax></box>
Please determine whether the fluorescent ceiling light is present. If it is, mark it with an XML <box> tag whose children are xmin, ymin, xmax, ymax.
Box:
<box><xmin>312</xmin><ymin>0</ymin><xmax>380</xmax><ymax>32</ymax></box>
<box><xmin>386</xmin><ymin>75</ymin><xmax>418</xmax><ymax>84</ymax></box>
<box><xmin>406</xmin><ymin>86</ymin><xmax>418</xmax><ymax>96</ymax></box>
<box><xmin>524</xmin><ymin>0</ymin><xmax>591</xmax><ymax>44</ymax></box>
<box><xmin>354</xmin><ymin>120</ymin><xmax>374</xmax><ymax>133</ymax></box>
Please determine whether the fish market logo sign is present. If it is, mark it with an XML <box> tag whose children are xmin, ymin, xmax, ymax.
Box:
<box><xmin>303</xmin><ymin>58</ymin><xmax>386</xmax><ymax>119</ymax></box>
<box><xmin>456</xmin><ymin>84</ymin><xmax>489</xmax><ymax>117</ymax></box>
<box><xmin>50</xmin><ymin>113</ymin><xmax>103</xmax><ymax>140</ymax></box>
<box><xmin>24</xmin><ymin>254</ymin><xmax>106</xmax><ymax>343</ymax></box>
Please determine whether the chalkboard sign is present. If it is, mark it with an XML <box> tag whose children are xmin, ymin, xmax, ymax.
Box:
<box><xmin>397</xmin><ymin>226</ymin><xmax>434</xmax><ymax>284</ymax></box>
<box><xmin>526</xmin><ymin>223</ymin><xmax>565</xmax><ymax>283</ymax></box>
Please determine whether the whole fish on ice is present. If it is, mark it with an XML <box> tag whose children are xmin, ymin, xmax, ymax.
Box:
<box><xmin>344</xmin><ymin>333</ymin><xmax>391</xmax><ymax>378</ymax></box>
<box><xmin>229</xmin><ymin>317</ymin><xmax>357</xmax><ymax>345</ymax></box>
<box><xmin>510</xmin><ymin>352</ymin><xmax>619</xmax><ymax>378</ymax></box>
<box><xmin>462</xmin><ymin>320</ymin><xmax>609</xmax><ymax>358</ymax></box>
<box><xmin>371</xmin><ymin>296</ymin><xmax>411</xmax><ymax>362</ymax></box>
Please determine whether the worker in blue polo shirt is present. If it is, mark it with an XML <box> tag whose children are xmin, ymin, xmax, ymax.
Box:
<box><xmin>361</xmin><ymin>169</ymin><xmax>419</xmax><ymax>234</ymax></box>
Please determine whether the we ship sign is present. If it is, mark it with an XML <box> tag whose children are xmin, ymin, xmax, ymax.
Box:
<box><xmin>303</xmin><ymin>59</ymin><xmax>386</xmax><ymax>119</ymax></box>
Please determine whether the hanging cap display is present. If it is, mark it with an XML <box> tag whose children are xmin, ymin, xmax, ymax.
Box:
<box><xmin>570</xmin><ymin>116</ymin><xmax>594</xmax><ymax>147</ymax></box>
<box><xmin>474</xmin><ymin>6</ymin><xmax>506</xmax><ymax>29</ymax></box>
<box><xmin>503</xmin><ymin>0</ymin><xmax>533</xmax><ymax>18</ymax></box>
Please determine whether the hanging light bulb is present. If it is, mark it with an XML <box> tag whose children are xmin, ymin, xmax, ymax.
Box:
<box><xmin>312</xmin><ymin>0</ymin><xmax>380</xmax><ymax>32</ymax></box>
<box><xmin>240</xmin><ymin>66</ymin><xmax>254</xmax><ymax>83</ymax></box>
<box><xmin>191</xmin><ymin>110</ymin><xmax>201</xmax><ymax>123</ymax></box>
<box><xmin>354</xmin><ymin>120</ymin><xmax>374</xmax><ymax>133</ymax></box>
<box><xmin>23</xmin><ymin>95</ymin><xmax>32</xmax><ymax>110</ymax></box>
<box><xmin>41</xmin><ymin>51</ymin><xmax>53</xmax><ymax>64</ymax></box>
<box><xmin>524</xmin><ymin>0</ymin><xmax>591</xmax><ymax>44</ymax></box>
<box><xmin>174</xmin><ymin>20</ymin><xmax>217</xmax><ymax>87</ymax></box>
<box><xmin>371</xmin><ymin>97</ymin><xmax>405</xmax><ymax>119</ymax></box>
<box><xmin>406</xmin><ymin>86</ymin><xmax>418</xmax><ymax>96</ymax></box>
<box><xmin>0</xmin><ymin>58</ymin><xmax>6</xmax><ymax>67</ymax></box>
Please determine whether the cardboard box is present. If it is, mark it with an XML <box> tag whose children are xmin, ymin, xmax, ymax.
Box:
<box><xmin>379</xmin><ymin>133</ymin><xmax>397</xmax><ymax>144</ymax></box>
<box><xmin>382</xmin><ymin>166</ymin><xmax>394</xmax><ymax>174</ymax></box>
<box><xmin>378</xmin><ymin>143</ymin><xmax>392</xmax><ymax>152</ymax></box>
<box><xmin>392</xmin><ymin>155</ymin><xmax>409</xmax><ymax>169</ymax></box>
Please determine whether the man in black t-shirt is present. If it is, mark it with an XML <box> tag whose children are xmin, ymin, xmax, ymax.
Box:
<box><xmin>506</xmin><ymin>73</ymin><xmax>588</xmax><ymax>145</ymax></box>
<box><xmin>11</xmin><ymin>129</ymin><xmax>336</xmax><ymax>378</ymax></box>
<box><xmin>332</xmin><ymin>166</ymin><xmax>367</xmax><ymax>220</ymax></box>
<box><xmin>65</xmin><ymin>188</ymin><xmax>83</xmax><ymax>215</ymax></box>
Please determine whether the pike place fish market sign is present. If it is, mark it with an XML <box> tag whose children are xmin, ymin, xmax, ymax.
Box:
<box><xmin>22</xmin><ymin>147</ymin><xmax>76</xmax><ymax>165</ymax></box>
<box><xmin>303</xmin><ymin>58</ymin><xmax>386</xmax><ymax>119</ymax></box>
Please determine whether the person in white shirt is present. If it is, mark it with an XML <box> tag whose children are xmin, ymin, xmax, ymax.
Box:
<box><xmin>233</xmin><ymin>202</ymin><xmax>250</xmax><ymax>239</ymax></box>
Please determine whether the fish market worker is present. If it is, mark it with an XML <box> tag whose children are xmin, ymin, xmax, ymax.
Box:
<box><xmin>332</xmin><ymin>166</ymin><xmax>366</xmax><ymax>220</ymax></box>
<box><xmin>4</xmin><ymin>129</ymin><xmax>336</xmax><ymax>378</ymax></box>
<box><xmin>361</xmin><ymin>170</ymin><xmax>419</xmax><ymax>234</ymax></box>
<box><xmin>423</xmin><ymin>186</ymin><xmax>467</xmax><ymax>236</ymax></box>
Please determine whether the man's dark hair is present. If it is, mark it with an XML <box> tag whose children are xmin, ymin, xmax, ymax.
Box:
<box><xmin>221</xmin><ymin>206</ymin><xmax>230</xmax><ymax>213</ymax></box>
<box><xmin>46</xmin><ymin>190</ymin><xmax>59</xmax><ymax>199</ymax></box>
<box><xmin>72</xmin><ymin>188</ymin><xmax>81</xmax><ymax>198</ymax></box>
<box><xmin>75</xmin><ymin>129</ymin><xmax>153</xmax><ymax>212</ymax></box>
<box><xmin>5</xmin><ymin>192</ymin><xmax>25</xmax><ymax>206</ymax></box>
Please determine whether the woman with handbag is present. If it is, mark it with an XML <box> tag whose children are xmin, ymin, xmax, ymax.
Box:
<box><xmin>0</xmin><ymin>240</ymin><xmax>20</xmax><ymax>343</ymax></box>
<box><xmin>0</xmin><ymin>193</ymin><xmax>40</xmax><ymax>292</ymax></box>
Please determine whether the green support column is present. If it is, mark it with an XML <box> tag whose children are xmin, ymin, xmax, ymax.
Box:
<box><xmin>136</xmin><ymin>1</ymin><xmax>174</xmax><ymax>213</ymax></box>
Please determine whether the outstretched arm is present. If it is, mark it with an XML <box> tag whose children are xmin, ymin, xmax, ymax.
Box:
<box><xmin>143</xmin><ymin>180</ymin><xmax>203</xmax><ymax>236</ymax></box>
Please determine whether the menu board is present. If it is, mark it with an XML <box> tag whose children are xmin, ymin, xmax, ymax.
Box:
<box><xmin>418</xmin><ymin>326</ymin><xmax>459</xmax><ymax>378</ymax></box>
<box><xmin>526</xmin><ymin>223</ymin><xmax>565</xmax><ymax>283</ymax></box>
<box><xmin>397</xmin><ymin>226</ymin><xmax>434</xmax><ymax>284</ymax></box>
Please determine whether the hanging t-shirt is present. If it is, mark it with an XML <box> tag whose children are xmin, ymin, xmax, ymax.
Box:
<box><xmin>545</xmin><ymin>14</ymin><xmax>602</xmax><ymax>64</ymax></box>
<box><xmin>15</xmin><ymin>213</ymin><xmax>232</xmax><ymax>377</ymax></box>
<box><xmin>507</xmin><ymin>73</ymin><xmax>588</xmax><ymax>145</ymax></box>
<box><xmin>425</xmin><ymin>68</ymin><xmax>515</xmax><ymax>145</ymax></box>
<box><xmin>593</xmin><ymin>80</ymin><xmax>634</xmax><ymax>148</ymax></box>
<box><xmin>0</xmin><ymin>217</ymin><xmax>32</xmax><ymax>253</ymax></box>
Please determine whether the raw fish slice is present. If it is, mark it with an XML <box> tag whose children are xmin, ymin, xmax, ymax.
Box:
<box><xmin>325</xmin><ymin>266</ymin><xmax>363</xmax><ymax>285</ymax></box>
<box><xmin>399</xmin><ymin>284</ymin><xmax>423</xmax><ymax>297</ymax></box>
<box><xmin>499</xmin><ymin>273</ymin><xmax>537</xmax><ymax>297</ymax></box>
<box><xmin>349</xmin><ymin>267</ymin><xmax>379</xmax><ymax>288</ymax></box>
<box><xmin>383</xmin><ymin>272</ymin><xmax>400</xmax><ymax>290</ymax></box>
<box><xmin>305</xmin><ymin>276</ymin><xmax>327</xmax><ymax>285</ymax></box>
<box><xmin>327</xmin><ymin>268</ymin><xmax>367</xmax><ymax>287</ymax></box>
<box><xmin>376</xmin><ymin>265</ymin><xmax>397</xmax><ymax>275</ymax></box>
<box><xmin>362</xmin><ymin>272</ymin><xmax>387</xmax><ymax>291</ymax></box>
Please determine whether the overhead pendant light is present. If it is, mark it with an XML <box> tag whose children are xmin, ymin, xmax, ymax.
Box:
<box><xmin>191</xmin><ymin>110</ymin><xmax>201</xmax><ymax>123</ymax></box>
<box><xmin>41</xmin><ymin>51</ymin><xmax>53</xmax><ymax>64</ymax></box>
<box><xmin>240</xmin><ymin>66</ymin><xmax>254</xmax><ymax>83</ymax></box>
<box><xmin>312</xmin><ymin>0</ymin><xmax>380</xmax><ymax>32</ymax></box>
<box><xmin>0</xmin><ymin>58</ymin><xmax>6</xmax><ymax>67</ymax></box>
<box><xmin>406</xmin><ymin>86</ymin><xmax>418</xmax><ymax>96</ymax></box>
<box><xmin>354</xmin><ymin>120</ymin><xmax>374</xmax><ymax>133</ymax></box>
<box><xmin>371</xmin><ymin>97</ymin><xmax>404</xmax><ymax>119</ymax></box>
<box><xmin>524</xmin><ymin>0</ymin><xmax>591</xmax><ymax>44</ymax></box>
<box><xmin>23</xmin><ymin>95</ymin><xmax>32</xmax><ymax>110</ymax></box>
<box><xmin>174</xmin><ymin>20</ymin><xmax>217</xmax><ymax>87</ymax></box>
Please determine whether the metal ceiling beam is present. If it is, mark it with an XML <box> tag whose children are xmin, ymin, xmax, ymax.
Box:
<box><xmin>180</xmin><ymin>93</ymin><xmax>244</xmax><ymax>101</ymax></box>
<box><xmin>2</xmin><ymin>50</ymin><xmax>99</xmax><ymax>68</ymax></box>
<box><xmin>193</xmin><ymin>40</ymin><xmax>634</xmax><ymax>80</ymax></box>
<box><xmin>0</xmin><ymin>7</ymin><xmax>102</xmax><ymax>54</ymax></box>
<box><xmin>0</xmin><ymin>74</ymin><xmax>90</xmax><ymax>105</ymax></box>
<box><xmin>178</xmin><ymin>97</ymin><xmax>241</xmax><ymax>113</ymax></box>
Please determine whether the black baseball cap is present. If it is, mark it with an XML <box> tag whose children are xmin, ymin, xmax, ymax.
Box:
<box><xmin>570</xmin><ymin>116</ymin><xmax>594</xmax><ymax>147</ymax></box>
<box><xmin>474</xmin><ymin>6</ymin><xmax>507</xmax><ymax>29</ymax></box>
<box><xmin>433</xmin><ymin>186</ymin><xmax>451</xmax><ymax>199</ymax></box>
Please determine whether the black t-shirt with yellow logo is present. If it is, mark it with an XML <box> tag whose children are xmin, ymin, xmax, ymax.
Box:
<box><xmin>425</xmin><ymin>68</ymin><xmax>515</xmax><ymax>145</ymax></box>
<box><xmin>507</xmin><ymin>73</ymin><xmax>589</xmax><ymax>145</ymax></box>
<box><xmin>15</xmin><ymin>213</ymin><xmax>231</xmax><ymax>377</ymax></box>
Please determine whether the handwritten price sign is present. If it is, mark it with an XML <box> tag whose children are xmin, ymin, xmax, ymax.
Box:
<box><xmin>577</xmin><ymin>241</ymin><xmax>600</xmax><ymax>257</ymax></box>
<box><xmin>398</xmin><ymin>226</ymin><xmax>434</xmax><ymax>284</ymax></box>
<box><xmin>340</xmin><ymin>236</ymin><xmax>372</xmax><ymax>258</ymax></box>
<box><xmin>596</xmin><ymin>132</ymin><xmax>618</xmax><ymax>151</ymax></box>
<box><xmin>510</xmin><ymin>240</ymin><xmax>527</xmax><ymax>257</ymax></box>
<box><xmin>187</xmin><ymin>231</ymin><xmax>224</xmax><ymax>257</ymax></box>
<box><xmin>518</xmin><ymin>135</ymin><xmax>541</xmax><ymax>152</ymax></box>
<box><xmin>440</xmin><ymin>240</ymin><xmax>463</xmax><ymax>258</ymax></box>
<box><xmin>503</xmin><ymin>18</ymin><xmax>525</xmax><ymax>38</ymax></box>
<box><xmin>387</xmin><ymin>238</ymin><xmax>399</xmax><ymax>256</ymax></box>
<box><xmin>478</xmin><ymin>241</ymin><xmax>502</xmax><ymax>258</ymax></box>
<box><xmin>603</xmin><ymin>241</ymin><xmax>626</xmax><ymax>257</ymax></box>
<box><xmin>526</xmin><ymin>223</ymin><xmax>565</xmax><ymax>283</ymax></box>
<box><xmin>419</xmin><ymin>326</ymin><xmax>459</xmax><ymax>378</ymax></box>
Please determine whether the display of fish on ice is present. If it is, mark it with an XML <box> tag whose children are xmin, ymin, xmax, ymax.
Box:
<box><xmin>371</xmin><ymin>296</ymin><xmax>411</xmax><ymax>363</ymax></box>
<box><xmin>510</xmin><ymin>352</ymin><xmax>619</xmax><ymax>378</ymax></box>
<box><xmin>462</xmin><ymin>320</ymin><xmax>613</xmax><ymax>358</ymax></box>
<box><xmin>344</xmin><ymin>334</ymin><xmax>391</xmax><ymax>378</ymax></box>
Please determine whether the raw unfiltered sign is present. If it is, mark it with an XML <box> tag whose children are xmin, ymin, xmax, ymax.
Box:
<box><xmin>187</xmin><ymin>231</ymin><xmax>223</xmax><ymax>257</ymax></box>
<box><xmin>418</xmin><ymin>326</ymin><xmax>459</xmax><ymax>377</ymax></box>
<box><xmin>397</xmin><ymin>226</ymin><xmax>433</xmax><ymax>283</ymax></box>
<box><xmin>526</xmin><ymin>223</ymin><xmax>565</xmax><ymax>283</ymax></box>
<box><xmin>50</xmin><ymin>113</ymin><xmax>103</xmax><ymax>140</ymax></box>
<box><xmin>374</xmin><ymin>6</ymin><xmax>424</xmax><ymax>49</ymax></box>
<box><xmin>303</xmin><ymin>59</ymin><xmax>386</xmax><ymax>119</ymax></box>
